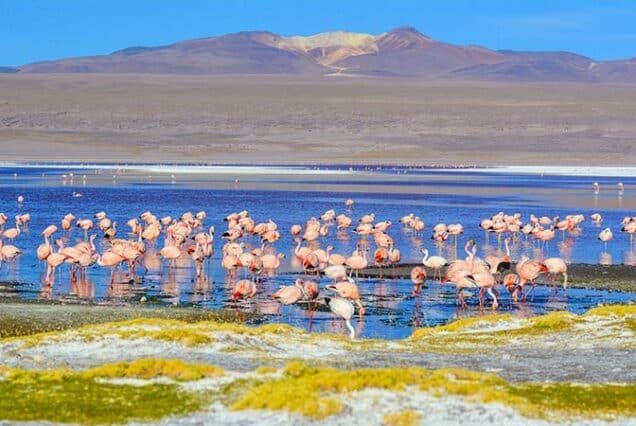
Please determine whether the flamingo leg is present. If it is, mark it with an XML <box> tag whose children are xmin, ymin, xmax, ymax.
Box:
<box><xmin>487</xmin><ymin>288</ymin><xmax>499</xmax><ymax>310</ymax></box>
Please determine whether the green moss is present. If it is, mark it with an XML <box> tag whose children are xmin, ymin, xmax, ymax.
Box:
<box><xmin>8</xmin><ymin>317</ymin><xmax>308</xmax><ymax>349</ymax></box>
<box><xmin>232</xmin><ymin>362</ymin><xmax>430</xmax><ymax>419</ymax></box>
<box><xmin>0</xmin><ymin>365</ymin><xmax>205</xmax><ymax>424</ymax></box>
<box><xmin>82</xmin><ymin>358</ymin><xmax>224</xmax><ymax>381</ymax></box>
<box><xmin>383</xmin><ymin>410</ymin><xmax>422</xmax><ymax>426</ymax></box>
<box><xmin>509</xmin><ymin>382</ymin><xmax>636</xmax><ymax>420</ymax></box>
<box><xmin>501</xmin><ymin>311</ymin><xmax>578</xmax><ymax>337</ymax></box>
<box><xmin>230</xmin><ymin>362</ymin><xmax>636</xmax><ymax>421</ymax></box>
<box><xmin>411</xmin><ymin>314</ymin><xmax>514</xmax><ymax>339</ymax></box>
<box><xmin>584</xmin><ymin>304</ymin><xmax>636</xmax><ymax>318</ymax></box>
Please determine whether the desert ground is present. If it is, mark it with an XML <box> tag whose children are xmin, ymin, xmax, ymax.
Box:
<box><xmin>1</xmin><ymin>74</ymin><xmax>635</xmax><ymax>165</ymax></box>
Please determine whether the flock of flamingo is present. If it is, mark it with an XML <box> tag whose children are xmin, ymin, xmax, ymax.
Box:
<box><xmin>0</xmin><ymin>193</ymin><xmax>635</xmax><ymax>338</ymax></box>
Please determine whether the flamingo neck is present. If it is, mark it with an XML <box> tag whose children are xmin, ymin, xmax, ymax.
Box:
<box><xmin>345</xmin><ymin>319</ymin><xmax>355</xmax><ymax>339</ymax></box>
<box><xmin>464</xmin><ymin>242</ymin><xmax>472</xmax><ymax>258</ymax></box>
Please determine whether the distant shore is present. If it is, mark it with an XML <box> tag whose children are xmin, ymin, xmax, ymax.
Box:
<box><xmin>2</xmin><ymin>162</ymin><xmax>636</xmax><ymax>178</ymax></box>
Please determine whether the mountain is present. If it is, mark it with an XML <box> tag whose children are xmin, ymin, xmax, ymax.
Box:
<box><xmin>452</xmin><ymin>50</ymin><xmax>598</xmax><ymax>82</ymax></box>
<box><xmin>16</xmin><ymin>27</ymin><xmax>636</xmax><ymax>82</ymax></box>
<box><xmin>20</xmin><ymin>31</ymin><xmax>324</xmax><ymax>75</ymax></box>
<box><xmin>0</xmin><ymin>66</ymin><xmax>19</xmax><ymax>73</ymax></box>
<box><xmin>336</xmin><ymin>26</ymin><xmax>506</xmax><ymax>76</ymax></box>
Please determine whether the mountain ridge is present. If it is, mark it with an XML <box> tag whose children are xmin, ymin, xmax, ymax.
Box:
<box><xmin>14</xmin><ymin>27</ymin><xmax>636</xmax><ymax>82</ymax></box>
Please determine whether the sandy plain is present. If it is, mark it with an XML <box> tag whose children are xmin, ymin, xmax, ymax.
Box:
<box><xmin>1</xmin><ymin>74</ymin><xmax>635</xmax><ymax>165</ymax></box>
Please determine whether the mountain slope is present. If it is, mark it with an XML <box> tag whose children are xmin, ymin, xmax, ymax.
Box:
<box><xmin>334</xmin><ymin>27</ymin><xmax>506</xmax><ymax>76</ymax></box>
<box><xmin>21</xmin><ymin>31</ymin><xmax>325</xmax><ymax>75</ymax></box>
<box><xmin>15</xmin><ymin>26</ymin><xmax>636</xmax><ymax>82</ymax></box>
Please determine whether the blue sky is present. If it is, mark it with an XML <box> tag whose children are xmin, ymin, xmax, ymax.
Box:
<box><xmin>2</xmin><ymin>0</ymin><xmax>635</xmax><ymax>65</ymax></box>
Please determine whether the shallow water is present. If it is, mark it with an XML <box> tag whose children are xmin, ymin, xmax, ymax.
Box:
<box><xmin>0</xmin><ymin>165</ymin><xmax>634</xmax><ymax>339</ymax></box>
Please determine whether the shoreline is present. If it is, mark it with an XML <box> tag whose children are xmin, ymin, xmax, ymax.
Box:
<box><xmin>1</xmin><ymin>261</ymin><xmax>634</xmax><ymax>339</ymax></box>
<box><xmin>0</xmin><ymin>299</ymin><xmax>261</xmax><ymax>338</ymax></box>
<box><xmin>2</xmin><ymin>162</ymin><xmax>636</xmax><ymax>177</ymax></box>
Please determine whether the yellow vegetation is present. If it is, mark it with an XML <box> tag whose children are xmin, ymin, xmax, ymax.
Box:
<box><xmin>0</xmin><ymin>363</ymin><xmax>205</xmax><ymax>424</ymax></box>
<box><xmin>410</xmin><ymin>314</ymin><xmax>514</xmax><ymax>340</ymax></box>
<box><xmin>255</xmin><ymin>365</ymin><xmax>278</xmax><ymax>375</ymax></box>
<box><xmin>229</xmin><ymin>362</ymin><xmax>636</xmax><ymax>421</ymax></box>
<box><xmin>584</xmin><ymin>304</ymin><xmax>636</xmax><ymax>317</ymax></box>
<box><xmin>9</xmin><ymin>317</ymin><xmax>308</xmax><ymax>349</ymax></box>
<box><xmin>383</xmin><ymin>410</ymin><xmax>422</xmax><ymax>426</ymax></box>
<box><xmin>83</xmin><ymin>358</ymin><xmax>224</xmax><ymax>381</ymax></box>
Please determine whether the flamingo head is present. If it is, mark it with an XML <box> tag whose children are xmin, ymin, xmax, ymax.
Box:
<box><xmin>503</xmin><ymin>274</ymin><xmax>520</xmax><ymax>294</ymax></box>
<box><xmin>248</xmin><ymin>258</ymin><xmax>262</xmax><ymax>272</ymax></box>
<box><xmin>304</xmin><ymin>282</ymin><xmax>319</xmax><ymax>299</ymax></box>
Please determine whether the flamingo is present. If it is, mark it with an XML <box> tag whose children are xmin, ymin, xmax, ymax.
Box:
<box><xmin>388</xmin><ymin>246</ymin><xmax>401</xmax><ymax>275</ymax></box>
<box><xmin>97</xmin><ymin>251</ymin><xmax>125</xmax><ymax>280</ymax></box>
<box><xmin>262</xmin><ymin>253</ymin><xmax>285</xmax><ymax>270</ymax></box>
<box><xmin>622</xmin><ymin>220</ymin><xmax>636</xmax><ymax>244</ymax></box>
<box><xmin>336</xmin><ymin>214</ymin><xmax>352</xmax><ymax>229</ymax></box>
<box><xmin>0</xmin><ymin>240</ymin><xmax>22</xmax><ymax>264</ymax></box>
<box><xmin>514</xmin><ymin>256</ymin><xmax>548</xmax><ymax>300</ymax></box>
<box><xmin>159</xmin><ymin>243</ymin><xmax>181</xmax><ymax>268</ymax></box>
<box><xmin>273</xmin><ymin>279</ymin><xmax>306</xmax><ymax>305</ymax></box>
<box><xmin>325</xmin><ymin>296</ymin><xmax>356</xmax><ymax>339</ymax></box>
<box><xmin>345</xmin><ymin>247</ymin><xmax>368</xmax><ymax>279</ymax></box>
<box><xmin>598</xmin><ymin>228</ymin><xmax>613</xmax><ymax>250</ymax></box>
<box><xmin>328</xmin><ymin>252</ymin><xmax>347</xmax><ymax>266</ymax></box>
<box><xmin>37</xmin><ymin>235</ymin><xmax>53</xmax><ymax>262</ymax></box>
<box><xmin>324</xmin><ymin>264</ymin><xmax>347</xmax><ymax>282</ymax></box>
<box><xmin>410</xmin><ymin>266</ymin><xmax>426</xmax><ymax>295</ymax></box>
<box><xmin>467</xmin><ymin>271</ymin><xmax>498</xmax><ymax>310</ymax></box>
<box><xmin>374</xmin><ymin>247</ymin><xmax>389</xmax><ymax>276</ymax></box>
<box><xmin>420</xmin><ymin>248</ymin><xmax>447</xmax><ymax>281</ymax></box>
<box><xmin>400</xmin><ymin>213</ymin><xmax>415</xmax><ymax>226</ymax></box>
<box><xmin>76</xmin><ymin>219</ymin><xmax>94</xmax><ymax>241</ymax></box>
<box><xmin>294</xmin><ymin>238</ymin><xmax>312</xmax><ymax>260</ymax></box>
<box><xmin>232</xmin><ymin>279</ymin><xmax>256</xmax><ymax>300</ymax></box>
<box><xmin>302</xmin><ymin>253</ymin><xmax>320</xmax><ymax>275</ymax></box>
<box><xmin>485</xmin><ymin>237</ymin><xmax>511</xmax><ymax>282</ymax></box>
<box><xmin>325</xmin><ymin>279</ymin><xmax>365</xmax><ymax>315</ymax></box>
<box><xmin>2</xmin><ymin>222</ymin><xmax>20</xmax><ymax>241</ymax></box>
<box><xmin>44</xmin><ymin>243</ymin><xmax>67</xmax><ymax>285</ymax></box>
<box><xmin>544</xmin><ymin>257</ymin><xmax>568</xmax><ymax>292</ymax></box>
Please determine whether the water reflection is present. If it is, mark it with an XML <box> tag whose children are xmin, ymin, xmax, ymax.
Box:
<box><xmin>1</xmin><ymin>167</ymin><xmax>636</xmax><ymax>339</ymax></box>
<box><xmin>599</xmin><ymin>252</ymin><xmax>613</xmax><ymax>266</ymax></box>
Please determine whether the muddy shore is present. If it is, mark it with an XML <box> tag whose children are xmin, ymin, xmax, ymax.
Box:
<box><xmin>0</xmin><ymin>300</ymin><xmax>261</xmax><ymax>338</ymax></box>
<box><xmin>1</xmin><ymin>262</ymin><xmax>634</xmax><ymax>339</ymax></box>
